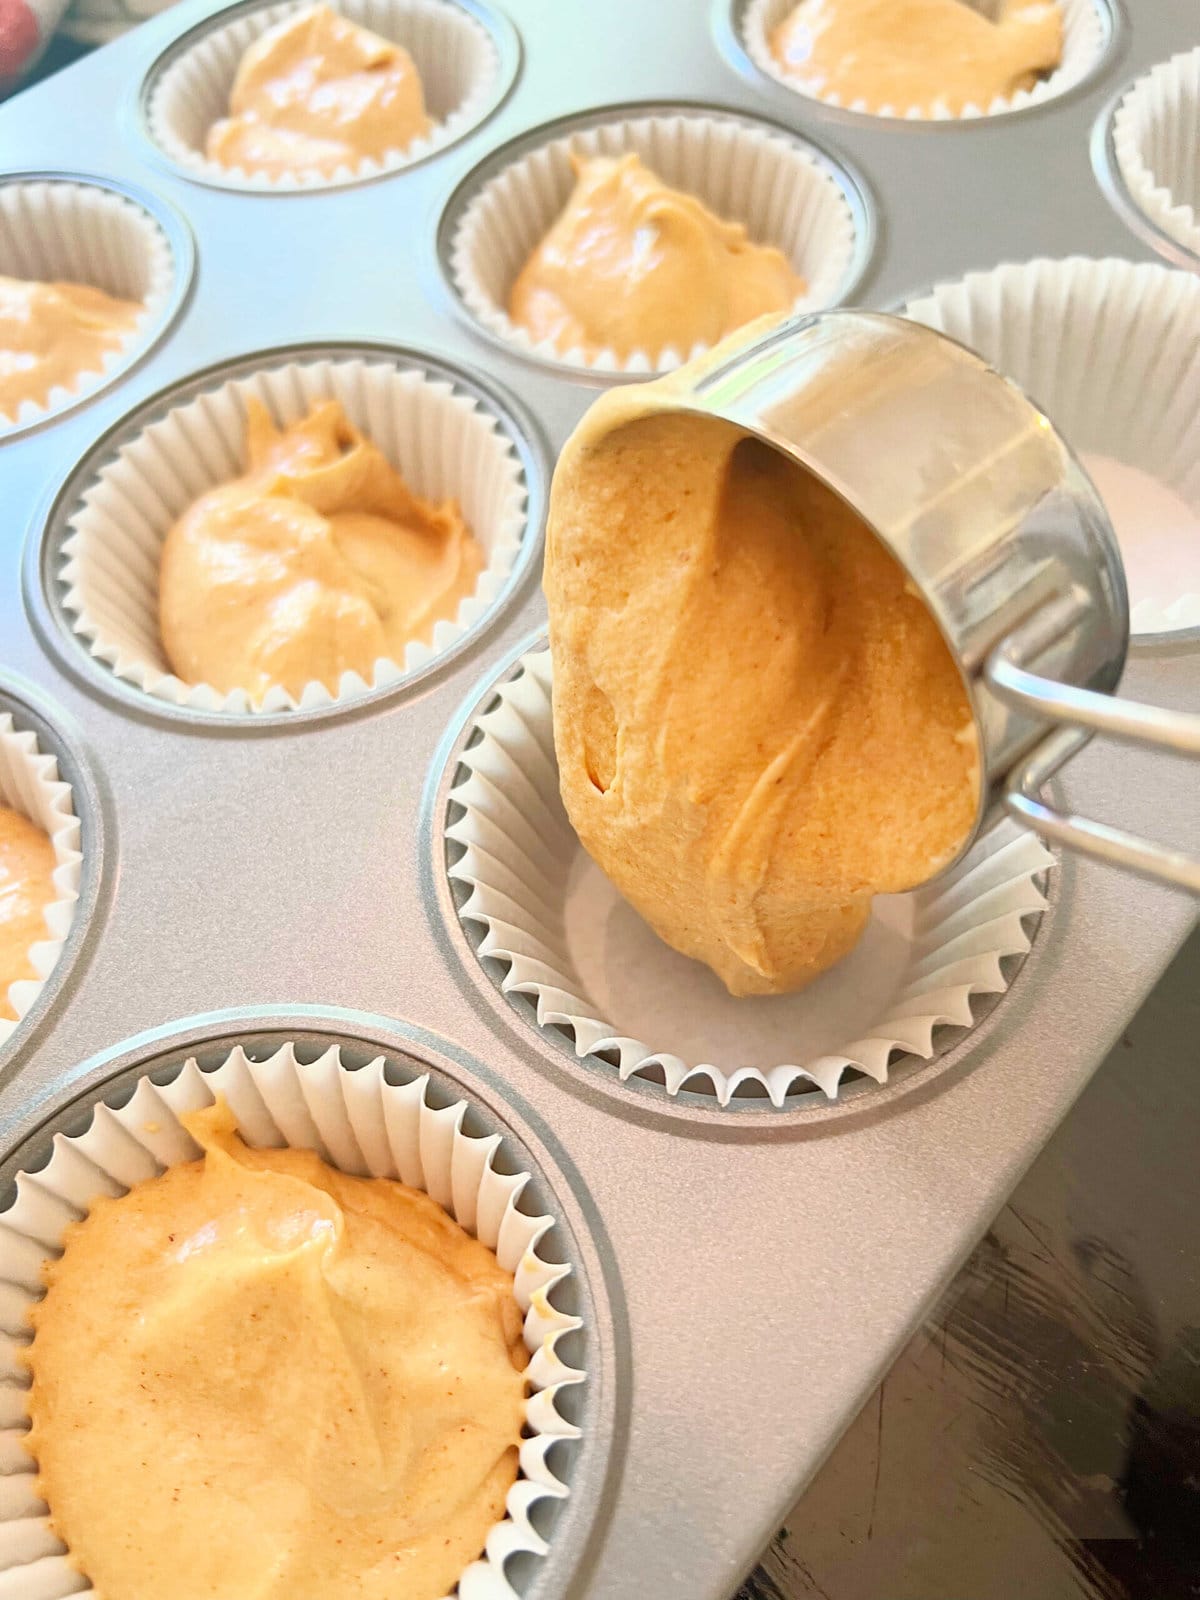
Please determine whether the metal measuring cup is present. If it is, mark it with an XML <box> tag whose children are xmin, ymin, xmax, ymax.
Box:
<box><xmin>640</xmin><ymin>310</ymin><xmax>1200</xmax><ymax>892</ymax></box>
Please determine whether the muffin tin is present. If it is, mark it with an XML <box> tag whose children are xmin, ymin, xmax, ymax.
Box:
<box><xmin>0</xmin><ymin>0</ymin><xmax>1198</xmax><ymax>1595</ymax></box>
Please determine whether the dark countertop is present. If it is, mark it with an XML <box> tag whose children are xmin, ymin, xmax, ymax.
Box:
<box><xmin>741</xmin><ymin>928</ymin><xmax>1200</xmax><ymax>1600</ymax></box>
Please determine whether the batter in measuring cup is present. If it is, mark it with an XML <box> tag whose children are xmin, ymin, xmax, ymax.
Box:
<box><xmin>545</xmin><ymin>369</ymin><xmax>980</xmax><ymax>997</ymax></box>
<box><xmin>508</xmin><ymin>152</ymin><xmax>806</xmax><ymax>362</ymax></box>
<box><xmin>769</xmin><ymin>0</ymin><xmax>1063</xmax><ymax>115</ymax></box>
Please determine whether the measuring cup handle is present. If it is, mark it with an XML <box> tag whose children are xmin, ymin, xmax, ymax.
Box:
<box><xmin>984</xmin><ymin>598</ymin><xmax>1200</xmax><ymax>892</ymax></box>
<box><xmin>986</xmin><ymin>593</ymin><xmax>1200</xmax><ymax>755</ymax></box>
<box><xmin>1003</xmin><ymin>725</ymin><xmax>1200</xmax><ymax>894</ymax></box>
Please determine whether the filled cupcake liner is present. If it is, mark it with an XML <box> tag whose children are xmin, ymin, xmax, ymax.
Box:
<box><xmin>445</xmin><ymin>651</ymin><xmax>1054</xmax><ymax>1108</ymax></box>
<box><xmin>0</xmin><ymin>714</ymin><xmax>83</xmax><ymax>1050</ymax></box>
<box><xmin>59</xmin><ymin>355</ymin><xmax>530</xmax><ymax>716</ymax></box>
<box><xmin>448</xmin><ymin>110</ymin><xmax>862</xmax><ymax>375</ymax></box>
<box><xmin>0</xmin><ymin>1041</ymin><xmax>584</xmax><ymax>1599</ymax></box>
<box><xmin>740</xmin><ymin>0</ymin><xmax>1108</xmax><ymax>120</ymax></box>
<box><xmin>146</xmin><ymin>0</ymin><xmax>501</xmax><ymax>191</ymax></box>
<box><xmin>1112</xmin><ymin>47</ymin><xmax>1200</xmax><ymax>261</ymax></box>
<box><xmin>0</xmin><ymin>179</ymin><xmax>175</xmax><ymax>433</ymax></box>
<box><xmin>900</xmin><ymin>257</ymin><xmax>1200</xmax><ymax>637</ymax></box>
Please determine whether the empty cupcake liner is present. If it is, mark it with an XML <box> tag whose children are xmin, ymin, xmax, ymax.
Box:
<box><xmin>0</xmin><ymin>178</ymin><xmax>176</xmax><ymax>434</ymax></box>
<box><xmin>1111</xmin><ymin>47</ymin><xmax>1200</xmax><ymax>261</ymax></box>
<box><xmin>0</xmin><ymin>1040</ymin><xmax>584</xmax><ymax>1599</ymax></box>
<box><xmin>447</xmin><ymin>110</ymin><xmax>865</xmax><ymax>376</ymax></box>
<box><xmin>739</xmin><ymin>0</ymin><xmax>1109</xmax><ymax>120</ymax></box>
<box><xmin>901</xmin><ymin>257</ymin><xmax>1200</xmax><ymax>637</ymax></box>
<box><xmin>0</xmin><ymin>714</ymin><xmax>82</xmax><ymax>1050</ymax></box>
<box><xmin>444</xmin><ymin>650</ymin><xmax>1054</xmax><ymax>1108</ymax></box>
<box><xmin>145</xmin><ymin>0</ymin><xmax>503</xmax><ymax>192</ymax></box>
<box><xmin>58</xmin><ymin>354</ymin><xmax>530</xmax><ymax>716</ymax></box>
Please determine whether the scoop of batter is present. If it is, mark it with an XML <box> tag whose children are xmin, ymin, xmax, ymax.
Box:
<box><xmin>207</xmin><ymin>4</ymin><xmax>432</xmax><ymax>178</ymax></box>
<box><xmin>545</xmin><ymin>383</ymin><xmax>980</xmax><ymax>997</ymax></box>
<box><xmin>0</xmin><ymin>275</ymin><xmax>140</xmax><ymax>422</ymax></box>
<box><xmin>0</xmin><ymin>807</ymin><xmax>56</xmax><ymax>1021</ymax></box>
<box><xmin>770</xmin><ymin>0</ymin><xmax>1063</xmax><ymax>115</ymax></box>
<box><xmin>25</xmin><ymin>1100</ymin><xmax>528</xmax><ymax>1600</ymax></box>
<box><xmin>159</xmin><ymin>398</ymin><xmax>483</xmax><ymax>700</ymax></box>
<box><xmin>508</xmin><ymin>153</ymin><xmax>807</xmax><ymax>361</ymax></box>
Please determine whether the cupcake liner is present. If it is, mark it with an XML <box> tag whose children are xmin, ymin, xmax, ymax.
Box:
<box><xmin>447</xmin><ymin>110</ymin><xmax>863</xmax><ymax>375</ymax></box>
<box><xmin>1111</xmin><ymin>47</ymin><xmax>1200</xmax><ymax>261</ymax></box>
<box><xmin>900</xmin><ymin>257</ymin><xmax>1200</xmax><ymax>637</ymax></box>
<box><xmin>146</xmin><ymin>0</ymin><xmax>502</xmax><ymax>192</ymax></box>
<box><xmin>58</xmin><ymin>354</ymin><xmax>530</xmax><ymax>716</ymax></box>
<box><xmin>445</xmin><ymin>650</ymin><xmax>1054</xmax><ymax>1108</ymax></box>
<box><xmin>0</xmin><ymin>1041</ymin><xmax>584</xmax><ymax>1599</ymax></box>
<box><xmin>0</xmin><ymin>179</ymin><xmax>176</xmax><ymax>434</ymax></box>
<box><xmin>0</xmin><ymin>713</ymin><xmax>83</xmax><ymax>1050</ymax></box>
<box><xmin>60</xmin><ymin>0</ymin><xmax>175</xmax><ymax>46</ymax></box>
<box><xmin>739</xmin><ymin>0</ymin><xmax>1108</xmax><ymax>120</ymax></box>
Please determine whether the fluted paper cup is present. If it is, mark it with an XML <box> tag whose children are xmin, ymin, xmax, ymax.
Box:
<box><xmin>1112</xmin><ymin>47</ymin><xmax>1200</xmax><ymax>261</ymax></box>
<box><xmin>901</xmin><ymin>257</ymin><xmax>1200</xmax><ymax>637</ymax></box>
<box><xmin>0</xmin><ymin>1040</ymin><xmax>584</xmax><ymax>1599</ymax></box>
<box><xmin>0</xmin><ymin>178</ymin><xmax>176</xmax><ymax>434</ymax></box>
<box><xmin>145</xmin><ymin>0</ymin><xmax>503</xmax><ymax>191</ymax></box>
<box><xmin>58</xmin><ymin>353</ymin><xmax>530</xmax><ymax>715</ymax></box>
<box><xmin>0</xmin><ymin>712</ymin><xmax>82</xmax><ymax>1049</ymax></box>
<box><xmin>447</xmin><ymin>109</ymin><xmax>864</xmax><ymax>376</ymax></box>
<box><xmin>739</xmin><ymin>0</ymin><xmax>1108</xmax><ymax>119</ymax></box>
<box><xmin>444</xmin><ymin>650</ymin><xmax>1054</xmax><ymax>1108</ymax></box>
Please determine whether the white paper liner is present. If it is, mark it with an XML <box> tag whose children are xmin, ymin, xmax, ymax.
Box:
<box><xmin>59</xmin><ymin>355</ymin><xmax>530</xmax><ymax>715</ymax></box>
<box><xmin>0</xmin><ymin>180</ymin><xmax>175</xmax><ymax>433</ymax></box>
<box><xmin>1112</xmin><ymin>47</ymin><xmax>1200</xmax><ymax>261</ymax></box>
<box><xmin>0</xmin><ymin>714</ymin><xmax>82</xmax><ymax>1050</ymax></box>
<box><xmin>146</xmin><ymin>0</ymin><xmax>500</xmax><ymax>192</ymax></box>
<box><xmin>901</xmin><ymin>257</ymin><xmax>1200</xmax><ymax>637</ymax></box>
<box><xmin>445</xmin><ymin>650</ymin><xmax>1054</xmax><ymax>1108</ymax></box>
<box><xmin>448</xmin><ymin>111</ymin><xmax>861</xmax><ymax>375</ymax></box>
<box><xmin>740</xmin><ymin>0</ymin><xmax>1107</xmax><ymax>120</ymax></box>
<box><xmin>0</xmin><ymin>1041</ymin><xmax>584</xmax><ymax>1599</ymax></box>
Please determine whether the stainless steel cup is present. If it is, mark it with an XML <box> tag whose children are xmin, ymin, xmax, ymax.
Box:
<box><xmin>647</xmin><ymin>310</ymin><xmax>1200</xmax><ymax>891</ymax></box>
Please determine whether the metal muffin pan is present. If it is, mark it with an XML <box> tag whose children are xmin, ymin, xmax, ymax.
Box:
<box><xmin>0</xmin><ymin>0</ymin><xmax>1197</xmax><ymax>1595</ymax></box>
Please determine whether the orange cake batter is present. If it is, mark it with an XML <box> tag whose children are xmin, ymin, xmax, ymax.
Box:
<box><xmin>0</xmin><ymin>807</ymin><xmax>56</xmax><ymax>1020</ymax></box>
<box><xmin>207</xmin><ymin>4</ymin><xmax>432</xmax><ymax>179</ymax></box>
<box><xmin>158</xmin><ymin>398</ymin><xmax>483</xmax><ymax>699</ymax></box>
<box><xmin>770</xmin><ymin>0</ymin><xmax>1063</xmax><ymax>115</ymax></box>
<box><xmin>25</xmin><ymin>1100</ymin><xmax>529</xmax><ymax>1600</ymax></box>
<box><xmin>0</xmin><ymin>275</ymin><xmax>140</xmax><ymax>422</ymax></box>
<box><xmin>545</xmin><ymin>378</ymin><xmax>980</xmax><ymax>997</ymax></box>
<box><xmin>509</xmin><ymin>152</ymin><xmax>806</xmax><ymax>361</ymax></box>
